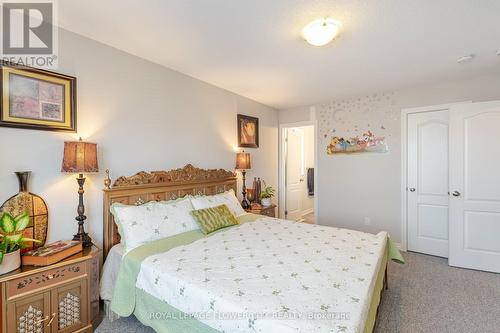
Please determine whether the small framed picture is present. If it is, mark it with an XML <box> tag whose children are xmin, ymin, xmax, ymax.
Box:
<box><xmin>0</xmin><ymin>62</ymin><xmax>76</xmax><ymax>132</ymax></box>
<box><xmin>237</xmin><ymin>114</ymin><xmax>259</xmax><ymax>148</ymax></box>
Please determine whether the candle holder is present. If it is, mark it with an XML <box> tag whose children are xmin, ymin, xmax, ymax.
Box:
<box><xmin>247</xmin><ymin>188</ymin><xmax>255</xmax><ymax>203</ymax></box>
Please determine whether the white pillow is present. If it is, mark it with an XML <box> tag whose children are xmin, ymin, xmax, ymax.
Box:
<box><xmin>190</xmin><ymin>189</ymin><xmax>246</xmax><ymax>217</ymax></box>
<box><xmin>110</xmin><ymin>197</ymin><xmax>199</xmax><ymax>253</ymax></box>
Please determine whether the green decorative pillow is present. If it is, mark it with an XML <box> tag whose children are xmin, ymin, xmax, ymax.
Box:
<box><xmin>191</xmin><ymin>204</ymin><xmax>239</xmax><ymax>234</ymax></box>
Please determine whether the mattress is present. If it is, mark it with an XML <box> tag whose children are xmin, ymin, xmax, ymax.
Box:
<box><xmin>110</xmin><ymin>214</ymin><xmax>394</xmax><ymax>333</ymax></box>
<box><xmin>100</xmin><ymin>243</ymin><xmax>125</xmax><ymax>301</ymax></box>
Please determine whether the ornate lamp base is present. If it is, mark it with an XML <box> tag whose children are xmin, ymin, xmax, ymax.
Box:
<box><xmin>241</xmin><ymin>198</ymin><xmax>250</xmax><ymax>209</ymax></box>
<box><xmin>73</xmin><ymin>229</ymin><xmax>93</xmax><ymax>248</ymax></box>
<box><xmin>73</xmin><ymin>174</ymin><xmax>93</xmax><ymax>248</ymax></box>
<box><xmin>241</xmin><ymin>169</ymin><xmax>250</xmax><ymax>209</ymax></box>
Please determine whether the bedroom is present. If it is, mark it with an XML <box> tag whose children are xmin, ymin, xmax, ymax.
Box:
<box><xmin>0</xmin><ymin>1</ymin><xmax>499</xmax><ymax>332</ymax></box>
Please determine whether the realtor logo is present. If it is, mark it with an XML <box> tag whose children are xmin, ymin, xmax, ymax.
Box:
<box><xmin>1</xmin><ymin>0</ymin><xmax>58</xmax><ymax>68</ymax></box>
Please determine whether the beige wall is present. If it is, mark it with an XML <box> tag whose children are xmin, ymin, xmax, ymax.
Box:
<box><xmin>280</xmin><ymin>71</ymin><xmax>500</xmax><ymax>242</ymax></box>
<box><xmin>0</xmin><ymin>28</ymin><xmax>278</xmax><ymax>247</ymax></box>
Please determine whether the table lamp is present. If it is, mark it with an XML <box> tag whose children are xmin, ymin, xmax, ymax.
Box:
<box><xmin>235</xmin><ymin>151</ymin><xmax>251</xmax><ymax>209</ymax></box>
<box><xmin>61</xmin><ymin>138</ymin><xmax>98</xmax><ymax>247</ymax></box>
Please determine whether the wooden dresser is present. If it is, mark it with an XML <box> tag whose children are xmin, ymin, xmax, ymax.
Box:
<box><xmin>0</xmin><ymin>246</ymin><xmax>101</xmax><ymax>333</ymax></box>
<box><xmin>245</xmin><ymin>204</ymin><xmax>277</xmax><ymax>217</ymax></box>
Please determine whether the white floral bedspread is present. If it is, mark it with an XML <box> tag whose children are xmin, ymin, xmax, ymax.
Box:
<box><xmin>136</xmin><ymin>217</ymin><xmax>387</xmax><ymax>333</ymax></box>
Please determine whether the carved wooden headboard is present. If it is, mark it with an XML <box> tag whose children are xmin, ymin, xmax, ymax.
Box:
<box><xmin>102</xmin><ymin>164</ymin><xmax>237</xmax><ymax>259</ymax></box>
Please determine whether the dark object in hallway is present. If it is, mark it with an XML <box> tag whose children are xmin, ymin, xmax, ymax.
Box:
<box><xmin>307</xmin><ymin>168</ymin><xmax>314</xmax><ymax>196</ymax></box>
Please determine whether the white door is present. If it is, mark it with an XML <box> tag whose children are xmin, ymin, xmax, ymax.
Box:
<box><xmin>286</xmin><ymin>128</ymin><xmax>306</xmax><ymax>221</ymax></box>
<box><xmin>449</xmin><ymin>101</ymin><xmax>500</xmax><ymax>273</ymax></box>
<box><xmin>407</xmin><ymin>110</ymin><xmax>450</xmax><ymax>257</ymax></box>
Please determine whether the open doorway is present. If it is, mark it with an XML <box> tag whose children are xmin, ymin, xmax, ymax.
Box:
<box><xmin>279</xmin><ymin>122</ymin><xmax>316</xmax><ymax>223</ymax></box>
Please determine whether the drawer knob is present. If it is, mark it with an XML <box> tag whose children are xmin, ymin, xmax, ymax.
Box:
<box><xmin>47</xmin><ymin>274</ymin><xmax>54</xmax><ymax>280</ymax></box>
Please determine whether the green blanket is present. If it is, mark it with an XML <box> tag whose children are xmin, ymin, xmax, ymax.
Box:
<box><xmin>110</xmin><ymin>214</ymin><xmax>404</xmax><ymax>332</ymax></box>
<box><xmin>388</xmin><ymin>237</ymin><xmax>405</xmax><ymax>264</ymax></box>
<box><xmin>110</xmin><ymin>229</ymin><xmax>205</xmax><ymax>316</ymax></box>
<box><xmin>110</xmin><ymin>213</ymin><xmax>261</xmax><ymax>317</ymax></box>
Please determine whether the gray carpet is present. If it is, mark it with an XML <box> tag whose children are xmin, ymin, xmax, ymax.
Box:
<box><xmin>96</xmin><ymin>252</ymin><xmax>500</xmax><ymax>333</ymax></box>
<box><xmin>374</xmin><ymin>252</ymin><xmax>500</xmax><ymax>333</ymax></box>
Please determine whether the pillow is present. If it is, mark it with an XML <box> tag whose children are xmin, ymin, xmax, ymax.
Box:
<box><xmin>191</xmin><ymin>204</ymin><xmax>239</xmax><ymax>234</ymax></box>
<box><xmin>110</xmin><ymin>197</ymin><xmax>199</xmax><ymax>253</ymax></box>
<box><xmin>190</xmin><ymin>189</ymin><xmax>246</xmax><ymax>216</ymax></box>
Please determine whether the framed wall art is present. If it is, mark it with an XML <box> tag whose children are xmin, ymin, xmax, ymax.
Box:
<box><xmin>237</xmin><ymin>114</ymin><xmax>259</xmax><ymax>148</ymax></box>
<box><xmin>0</xmin><ymin>61</ymin><xmax>76</xmax><ymax>132</ymax></box>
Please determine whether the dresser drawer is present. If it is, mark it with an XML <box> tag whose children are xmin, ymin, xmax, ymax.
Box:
<box><xmin>7</xmin><ymin>262</ymin><xmax>87</xmax><ymax>299</ymax></box>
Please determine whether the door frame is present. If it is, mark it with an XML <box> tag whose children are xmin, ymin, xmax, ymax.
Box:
<box><xmin>400</xmin><ymin>101</ymin><xmax>471</xmax><ymax>251</ymax></box>
<box><xmin>279</xmin><ymin>120</ymin><xmax>318</xmax><ymax>223</ymax></box>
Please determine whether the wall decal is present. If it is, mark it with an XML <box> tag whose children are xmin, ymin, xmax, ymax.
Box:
<box><xmin>326</xmin><ymin>131</ymin><xmax>388</xmax><ymax>154</ymax></box>
<box><xmin>317</xmin><ymin>92</ymin><xmax>398</xmax><ymax>156</ymax></box>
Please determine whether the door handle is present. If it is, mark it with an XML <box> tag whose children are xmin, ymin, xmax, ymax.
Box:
<box><xmin>35</xmin><ymin>315</ymin><xmax>50</xmax><ymax>325</ymax></box>
<box><xmin>452</xmin><ymin>190</ymin><xmax>461</xmax><ymax>197</ymax></box>
<box><xmin>409</xmin><ymin>188</ymin><xmax>416</xmax><ymax>192</ymax></box>
<box><xmin>35</xmin><ymin>312</ymin><xmax>56</xmax><ymax>326</ymax></box>
<box><xmin>47</xmin><ymin>312</ymin><xmax>56</xmax><ymax>327</ymax></box>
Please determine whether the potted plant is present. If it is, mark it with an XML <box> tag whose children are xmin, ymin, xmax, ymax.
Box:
<box><xmin>259</xmin><ymin>182</ymin><xmax>275</xmax><ymax>207</ymax></box>
<box><xmin>0</xmin><ymin>212</ymin><xmax>39</xmax><ymax>274</ymax></box>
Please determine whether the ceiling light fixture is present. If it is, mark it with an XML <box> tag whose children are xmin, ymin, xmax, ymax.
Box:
<box><xmin>302</xmin><ymin>18</ymin><xmax>341</xmax><ymax>47</ymax></box>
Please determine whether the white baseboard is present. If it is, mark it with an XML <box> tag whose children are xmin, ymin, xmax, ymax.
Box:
<box><xmin>395</xmin><ymin>242</ymin><xmax>405</xmax><ymax>251</ymax></box>
<box><xmin>300</xmin><ymin>208</ymin><xmax>314</xmax><ymax>217</ymax></box>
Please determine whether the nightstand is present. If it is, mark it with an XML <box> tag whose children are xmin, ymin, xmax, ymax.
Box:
<box><xmin>0</xmin><ymin>246</ymin><xmax>101</xmax><ymax>333</ymax></box>
<box><xmin>245</xmin><ymin>204</ymin><xmax>277</xmax><ymax>217</ymax></box>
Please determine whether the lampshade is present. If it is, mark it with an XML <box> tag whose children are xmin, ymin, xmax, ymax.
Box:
<box><xmin>235</xmin><ymin>152</ymin><xmax>251</xmax><ymax>170</ymax></box>
<box><xmin>61</xmin><ymin>139</ymin><xmax>99</xmax><ymax>173</ymax></box>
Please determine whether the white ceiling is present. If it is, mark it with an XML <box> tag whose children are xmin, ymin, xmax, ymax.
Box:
<box><xmin>56</xmin><ymin>0</ymin><xmax>500</xmax><ymax>109</ymax></box>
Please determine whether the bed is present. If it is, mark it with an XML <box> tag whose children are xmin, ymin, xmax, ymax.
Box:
<box><xmin>100</xmin><ymin>164</ymin><xmax>402</xmax><ymax>333</ymax></box>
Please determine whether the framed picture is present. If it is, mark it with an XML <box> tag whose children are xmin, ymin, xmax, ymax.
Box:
<box><xmin>237</xmin><ymin>114</ymin><xmax>259</xmax><ymax>148</ymax></box>
<box><xmin>0</xmin><ymin>62</ymin><xmax>76</xmax><ymax>132</ymax></box>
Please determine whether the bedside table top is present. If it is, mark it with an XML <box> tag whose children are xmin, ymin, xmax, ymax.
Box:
<box><xmin>0</xmin><ymin>245</ymin><xmax>101</xmax><ymax>282</ymax></box>
<box><xmin>245</xmin><ymin>204</ymin><xmax>276</xmax><ymax>213</ymax></box>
